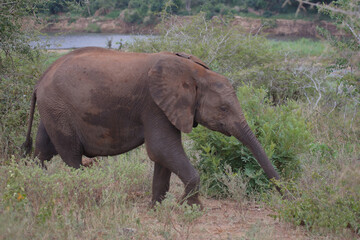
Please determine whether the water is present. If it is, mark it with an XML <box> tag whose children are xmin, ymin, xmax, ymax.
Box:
<box><xmin>33</xmin><ymin>33</ymin><xmax>152</xmax><ymax>49</ymax></box>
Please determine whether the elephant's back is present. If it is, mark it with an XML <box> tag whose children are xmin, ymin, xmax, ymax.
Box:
<box><xmin>37</xmin><ymin>47</ymin><xmax>152</xmax><ymax>105</ymax></box>
<box><xmin>36</xmin><ymin>48</ymin><xmax>153</xmax><ymax>128</ymax></box>
<box><xmin>37</xmin><ymin>47</ymin><xmax>151</xmax><ymax>88</ymax></box>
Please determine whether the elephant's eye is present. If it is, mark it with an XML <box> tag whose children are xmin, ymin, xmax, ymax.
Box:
<box><xmin>220</xmin><ymin>105</ymin><xmax>228</xmax><ymax>112</ymax></box>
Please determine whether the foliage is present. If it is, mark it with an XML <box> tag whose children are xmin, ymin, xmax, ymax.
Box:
<box><xmin>276</xmin><ymin>179</ymin><xmax>360</xmax><ymax>234</ymax></box>
<box><xmin>271</xmin><ymin>138</ymin><xmax>360</xmax><ymax>235</ymax></box>
<box><xmin>121</xmin><ymin>0</ymin><xmax>183</xmax><ymax>24</ymax></box>
<box><xmin>316</xmin><ymin>0</ymin><xmax>360</xmax><ymax>73</ymax></box>
<box><xmin>0</xmin><ymin>0</ymin><xmax>43</xmax><ymax>62</ymax></box>
<box><xmin>35</xmin><ymin>0</ymin><xmax>336</xmax><ymax>21</ymax></box>
<box><xmin>0</xmin><ymin>50</ymin><xmax>59</xmax><ymax>161</ymax></box>
<box><xmin>0</xmin><ymin>0</ymin><xmax>49</xmax><ymax>160</ymax></box>
<box><xmin>189</xmin><ymin>85</ymin><xmax>312</xmax><ymax>196</ymax></box>
<box><xmin>86</xmin><ymin>22</ymin><xmax>101</xmax><ymax>32</ymax></box>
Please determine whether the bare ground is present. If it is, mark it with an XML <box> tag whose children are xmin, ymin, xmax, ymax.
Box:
<box><xmin>120</xmin><ymin>173</ymin><xmax>311</xmax><ymax>240</ymax></box>
<box><xmin>81</xmin><ymin>158</ymin><xmax>324</xmax><ymax>240</ymax></box>
<box><xmin>136</xmin><ymin>198</ymin><xmax>308</xmax><ymax>240</ymax></box>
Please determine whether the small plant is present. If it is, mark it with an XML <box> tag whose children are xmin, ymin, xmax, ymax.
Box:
<box><xmin>106</xmin><ymin>38</ymin><xmax>113</xmax><ymax>49</ymax></box>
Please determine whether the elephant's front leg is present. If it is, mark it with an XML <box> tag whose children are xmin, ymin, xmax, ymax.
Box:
<box><xmin>151</xmin><ymin>162</ymin><xmax>171</xmax><ymax>206</ymax></box>
<box><xmin>144</xmin><ymin>112</ymin><xmax>201</xmax><ymax>207</ymax></box>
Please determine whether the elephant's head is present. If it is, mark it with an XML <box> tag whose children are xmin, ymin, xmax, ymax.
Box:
<box><xmin>148</xmin><ymin>53</ymin><xmax>280</xmax><ymax>182</ymax></box>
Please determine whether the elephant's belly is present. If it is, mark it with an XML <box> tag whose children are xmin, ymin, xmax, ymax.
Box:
<box><xmin>80</xmin><ymin>125</ymin><xmax>145</xmax><ymax>157</ymax></box>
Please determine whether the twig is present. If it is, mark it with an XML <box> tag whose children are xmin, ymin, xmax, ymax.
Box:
<box><xmin>345</xmin><ymin>22</ymin><xmax>360</xmax><ymax>45</ymax></box>
<box><xmin>208</xmin><ymin>30</ymin><xmax>231</xmax><ymax>65</ymax></box>
<box><xmin>0</xmin><ymin>2</ymin><xmax>17</xmax><ymax>7</ymax></box>
<box><xmin>298</xmin><ymin>0</ymin><xmax>360</xmax><ymax>17</ymax></box>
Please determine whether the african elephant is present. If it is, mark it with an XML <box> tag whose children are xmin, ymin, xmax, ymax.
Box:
<box><xmin>23</xmin><ymin>47</ymin><xmax>280</xmax><ymax>206</ymax></box>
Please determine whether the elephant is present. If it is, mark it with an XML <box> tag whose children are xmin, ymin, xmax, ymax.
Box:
<box><xmin>23</xmin><ymin>47</ymin><xmax>280</xmax><ymax>206</ymax></box>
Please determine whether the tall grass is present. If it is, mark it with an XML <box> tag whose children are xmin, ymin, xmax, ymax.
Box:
<box><xmin>0</xmin><ymin>148</ymin><xmax>206</xmax><ymax>239</ymax></box>
<box><xmin>1</xmin><ymin>149</ymin><xmax>152</xmax><ymax>239</ymax></box>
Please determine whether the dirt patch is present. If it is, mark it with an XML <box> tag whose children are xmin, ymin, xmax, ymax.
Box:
<box><xmin>136</xmin><ymin>198</ymin><xmax>308</xmax><ymax>240</ymax></box>
<box><xmin>127</xmin><ymin>173</ymin><xmax>308</xmax><ymax>240</ymax></box>
<box><xmin>41</xmin><ymin>17</ymin><xmax>158</xmax><ymax>34</ymax></box>
<box><xmin>36</xmin><ymin>15</ymin><xmax>344</xmax><ymax>39</ymax></box>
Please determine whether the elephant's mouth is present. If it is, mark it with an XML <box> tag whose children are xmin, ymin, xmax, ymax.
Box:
<box><xmin>218</xmin><ymin>122</ymin><xmax>231</xmax><ymax>136</ymax></box>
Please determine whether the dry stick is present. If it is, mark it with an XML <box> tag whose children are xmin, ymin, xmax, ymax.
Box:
<box><xmin>350</xmin><ymin>104</ymin><xmax>357</xmax><ymax>130</ymax></box>
<box><xmin>345</xmin><ymin>22</ymin><xmax>360</xmax><ymax>44</ymax></box>
<box><xmin>208</xmin><ymin>30</ymin><xmax>231</xmax><ymax>65</ymax></box>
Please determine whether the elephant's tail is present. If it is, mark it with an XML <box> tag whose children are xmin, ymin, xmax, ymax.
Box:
<box><xmin>22</xmin><ymin>90</ymin><xmax>37</xmax><ymax>157</ymax></box>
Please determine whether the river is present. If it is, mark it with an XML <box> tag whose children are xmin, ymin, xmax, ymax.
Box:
<box><xmin>33</xmin><ymin>33</ymin><xmax>152</xmax><ymax>49</ymax></box>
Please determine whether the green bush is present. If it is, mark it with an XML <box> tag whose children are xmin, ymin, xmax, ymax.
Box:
<box><xmin>276</xmin><ymin>179</ymin><xmax>360</xmax><ymax>234</ymax></box>
<box><xmin>104</xmin><ymin>9</ymin><xmax>120</xmax><ymax>19</ymax></box>
<box><xmin>272</xmin><ymin>145</ymin><xmax>360</xmax><ymax>235</ymax></box>
<box><xmin>123</xmin><ymin>9</ymin><xmax>143</xmax><ymax>24</ymax></box>
<box><xmin>189</xmin><ymin>85</ymin><xmax>313</xmax><ymax>196</ymax></box>
<box><xmin>86</xmin><ymin>23</ymin><xmax>101</xmax><ymax>33</ymax></box>
<box><xmin>0</xmin><ymin>52</ymin><xmax>48</xmax><ymax>160</ymax></box>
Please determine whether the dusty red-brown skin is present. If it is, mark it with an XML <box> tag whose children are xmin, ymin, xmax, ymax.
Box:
<box><xmin>23</xmin><ymin>47</ymin><xmax>280</xmax><ymax>206</ymax></box>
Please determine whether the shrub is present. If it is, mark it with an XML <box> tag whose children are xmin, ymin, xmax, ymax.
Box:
<box><xmin>189</xmin><ymin>85</ymin><xmax>312</xmax><ymax>196</ymax></box>
<box><xmin>86</xmin><ymin>23</ymin><xmax>101</xmax><ymax>33</ymax></box>
<box><xmin>271</xmin><ymin>144</ymin><xmax>360</xmax><ymax>235</ymax></box>
<box><xmin>276</xmin><ymin>180</ymin><xmax>360</xmax><ymax>234</ymax></box>
<box><xmin>123</xmin><ymin>9</ymin><xmax>143</xmax><ymax>24</ymax></box>
<box><xmin>105</xmin><ymin>9</ymin><xmax>120</xmax><ymax>19</ymax></box>
<box><xmin>0</xmin><ymin>52</ymin><xmax>50</xmax><ymax>160</ymax></box>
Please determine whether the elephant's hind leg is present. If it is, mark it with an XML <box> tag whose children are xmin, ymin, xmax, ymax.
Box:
<box><xmin>34</xmin><ymin>121</ymin><xmax>58</xmax><ymax>168</ymax></box>
<box><xmin>51</xmin><ymin>132</ymin><xmax>83</xmax><ymax>169</ymax></box>
<box><xmin>41</xmin><ymin>121</ymin><xmax>83</xmax><ymax>169</ymax></box>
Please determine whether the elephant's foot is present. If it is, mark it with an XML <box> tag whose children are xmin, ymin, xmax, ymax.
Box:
<box><xmin>149</xmin><ymin>198</ymin><xmax>165</xmax><ymax>208</ymax></box>
<box><xmin>82</xmin><ymin>157</ymin><xmax>99</xmax><ymax>167</ymax></box>
<box><xmin>148</xmin><ymin>196</ymin><xmax>203</xmax><ymax>210</ymax></box>
<box><xmin>180</xmin><ymin>194</ymin><xmax>203</xmax><ymax>210</ymax></box>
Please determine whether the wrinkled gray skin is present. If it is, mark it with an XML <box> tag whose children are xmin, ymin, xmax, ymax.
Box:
<box><xmin>23</xmin><ymin>47</ymin><xmax>280</xmax><ymax>206</ymax></box>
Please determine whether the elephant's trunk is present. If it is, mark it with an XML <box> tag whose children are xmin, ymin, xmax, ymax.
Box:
<box><xmin>231</xmin><ymin>120</ymin><xmax>280</xmax><ymax>181</ymax></box>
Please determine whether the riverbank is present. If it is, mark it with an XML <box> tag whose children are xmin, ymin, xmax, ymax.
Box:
<box><xmin>31</xmin><ymin>15</ymin><xmax>345</xmax><ymax>39</ymax></box>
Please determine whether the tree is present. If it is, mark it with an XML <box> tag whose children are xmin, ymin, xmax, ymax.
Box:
<box><xmin>0</xmin><ymin>0</ymin><xmax>44</xmax><ymax>67</ymax></box>
<box><xmin>288</xmin><ymin>0</ymin><xmax>359</xmax><ymax>44</ymax></box>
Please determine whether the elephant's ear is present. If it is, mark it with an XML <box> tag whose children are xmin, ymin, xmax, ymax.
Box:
<box><xmin>148</xmin><ymin>58</ymin><xmax>196</xmax><ymax>133</ymax></box>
